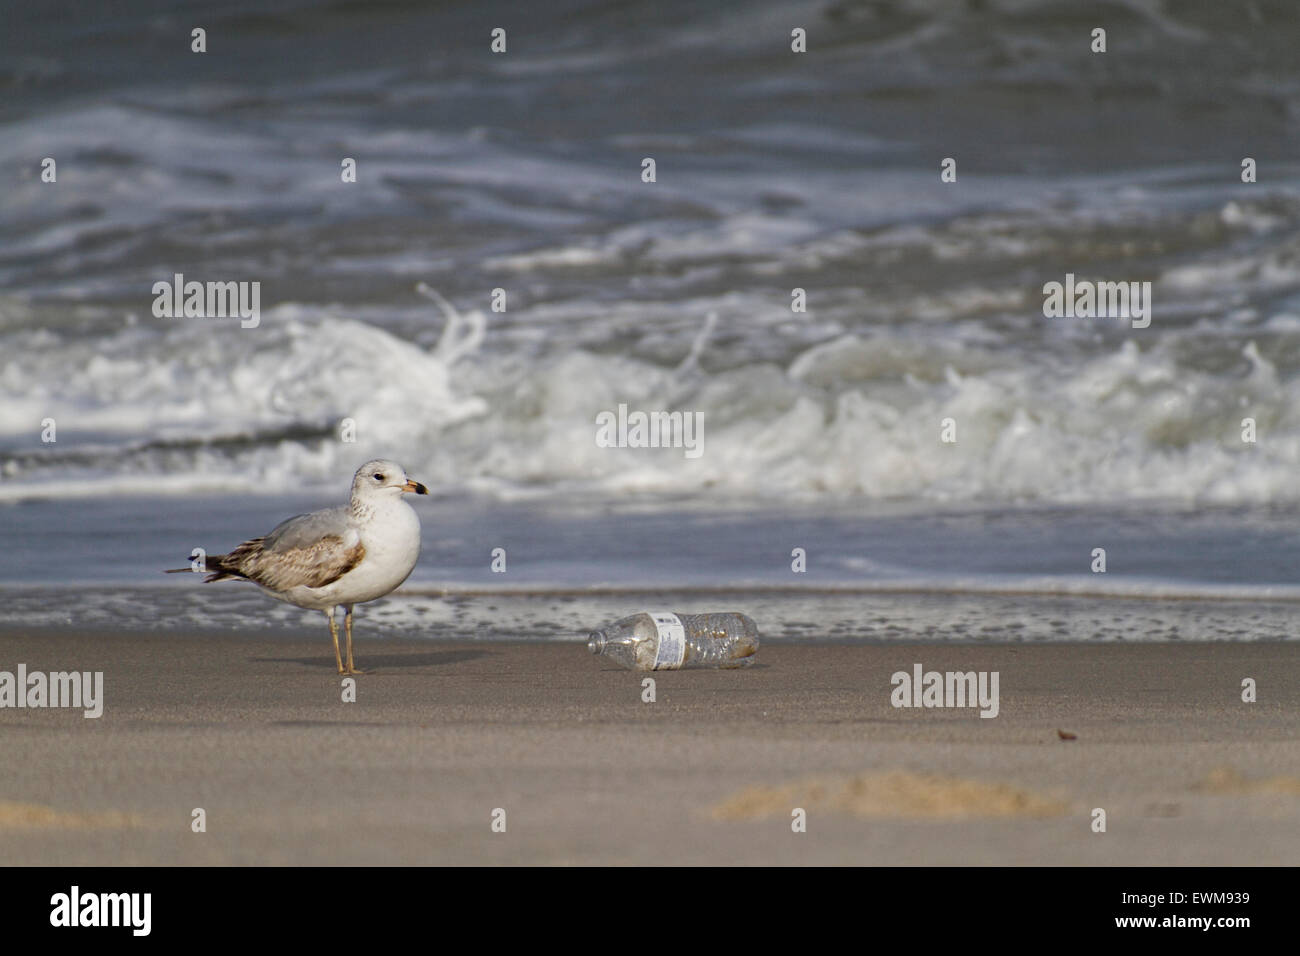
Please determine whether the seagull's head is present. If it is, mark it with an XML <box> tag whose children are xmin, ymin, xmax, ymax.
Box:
<box><xmin>352</xmin><ymin>459</ymin><xmax>428</xmax><ymax>501</ymax></box>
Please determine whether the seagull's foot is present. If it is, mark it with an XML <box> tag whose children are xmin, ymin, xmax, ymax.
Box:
<box><xmin>343</xmin><ymin>666</ymin><xmax>368</xmax><ymax>676</ymax></box>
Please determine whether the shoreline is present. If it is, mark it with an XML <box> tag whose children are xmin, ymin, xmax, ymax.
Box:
<box><xmin>4</xmin><ymin>587</ymin><xmax>1300</xmax><ymax>643</ymax></box>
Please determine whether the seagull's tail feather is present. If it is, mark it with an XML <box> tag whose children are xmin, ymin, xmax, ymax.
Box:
<box><xmin>163</xmin><ymin>554</ymin><xmax>248</xmax><ymax>583</ymax></box>
<box><xmin>199</xmin><ymin>553</ymin><xmax>247</xmax><ymax>583</ymax></box>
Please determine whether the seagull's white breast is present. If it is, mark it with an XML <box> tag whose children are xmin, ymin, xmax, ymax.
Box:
<box><xmin>286</xmin><ymin>499</ymin><xmax>422</xmax><ymax>609</ymax></box>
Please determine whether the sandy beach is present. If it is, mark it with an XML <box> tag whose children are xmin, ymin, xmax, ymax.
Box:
<box><xmin>0</xmin><ymin>628</ymin><xmax>1296</xmax><ymax>866</ymax></box>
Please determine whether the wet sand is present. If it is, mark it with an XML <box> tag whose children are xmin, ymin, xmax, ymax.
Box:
<box><xmin>0</xmin><ymin>629</ymin><xmax>1296</xmax><ymax>865</ymax></box>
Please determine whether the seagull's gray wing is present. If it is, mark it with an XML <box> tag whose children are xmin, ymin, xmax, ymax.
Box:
<box><xmin>205</xmin><ymin>506</ymin><xmax>365</xmax><ymax>590</ymax></box>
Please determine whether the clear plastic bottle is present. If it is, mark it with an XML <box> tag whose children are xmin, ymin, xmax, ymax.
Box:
<box><xmin>586</xmin><ymin>611</ymin><xmax>760</xmax><ymax>670</ymax></box>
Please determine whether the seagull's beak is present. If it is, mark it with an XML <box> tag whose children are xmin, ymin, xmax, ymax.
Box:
<box><xmin>402</xmin><ymin>479</ymin><xmax>429</xmax><ymax>495</ymax></box>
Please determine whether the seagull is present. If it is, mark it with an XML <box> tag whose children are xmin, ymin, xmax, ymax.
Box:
<box><xmin>167</xmin><ymin>459</ymin><xmax>428</xmax><ymax>675</ymax></box>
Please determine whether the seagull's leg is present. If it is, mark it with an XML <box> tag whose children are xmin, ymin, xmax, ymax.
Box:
<box><xmin>344</xmin><ymin>604</ymin><xmax>366</xmax><ymax>675</ymax></box>
<box><xmin>326</xmin><ymin>607</ymin><xmax>345</xmax><ymax>675</ymax></box>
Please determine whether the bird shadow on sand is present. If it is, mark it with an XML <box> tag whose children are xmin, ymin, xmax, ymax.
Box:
<box><xmin>252</xmin><ymin>649</ymin><xmax>492</xmax><ymax>670</ymax></box>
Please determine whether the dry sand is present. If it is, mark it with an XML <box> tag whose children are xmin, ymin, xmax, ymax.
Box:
<box><xmin>0</xmin><ymin>629</ymin><xmax>1296</xmax><ymax>865</ymax></box>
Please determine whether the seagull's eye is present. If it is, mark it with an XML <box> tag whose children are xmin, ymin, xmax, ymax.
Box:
<box><xmin>373</xmin><ymin>473</ymin><xmax>385</xmax><ymax>481</ymax></box>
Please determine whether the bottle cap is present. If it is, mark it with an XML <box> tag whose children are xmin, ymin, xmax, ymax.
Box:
<box><xmin>587</xmin><ymin>631</ymin><xmax>606</xmax><ymax>654</ymax></box>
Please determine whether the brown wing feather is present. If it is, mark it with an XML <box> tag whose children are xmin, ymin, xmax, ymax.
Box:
<box><xmin>205</xmin><ymin>535</ymin><xmax>365</xmax><ymax>590</ymax></box>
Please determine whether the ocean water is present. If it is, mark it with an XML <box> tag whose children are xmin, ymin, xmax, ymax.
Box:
<box><xmin>2</xmin><ymin>1</ymin><xmax>1300</xmax><ymax>637</ymax></box>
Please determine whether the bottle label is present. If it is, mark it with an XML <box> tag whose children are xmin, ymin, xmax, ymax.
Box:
<box><xmin>649</xmin><ymin>611</ymin><xmax>686</xmax><ymax>670</ymax></box>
